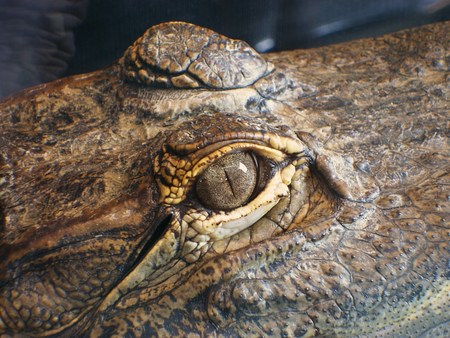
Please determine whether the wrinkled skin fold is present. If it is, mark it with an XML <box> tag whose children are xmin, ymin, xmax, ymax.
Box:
<box><xmin>0</xmin><ymin>21</ymin><xmax>449</xmax><ymax>337</ymax></box>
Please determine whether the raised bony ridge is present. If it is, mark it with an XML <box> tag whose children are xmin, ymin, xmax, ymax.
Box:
<box><xmin>119</xmin><ymin>21</ymin><xmax>274</xmax><ymax>89</ymax></box>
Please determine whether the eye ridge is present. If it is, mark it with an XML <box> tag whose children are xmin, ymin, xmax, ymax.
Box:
<box><xmin>195</xmin><ymin>151</ymin><xmax>274</xmax><ymax>211</ymax></box>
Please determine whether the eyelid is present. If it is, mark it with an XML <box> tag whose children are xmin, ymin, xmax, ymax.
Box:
<box><xmin>190</xmin><ymin>143</ymin><xmax>287</xmax><ymax>178</ymax></box>
<box><xmin>186</xmin><ymin>164</ymin><xmax>295</xmax><ymax>240</ymax></box>
<box><xmin>165</xmin><ymin>132</ymin><xmax>305</xmax><ymax>157</ymax></box>
<box><xmin>156</xmin><ymin>143</ymin><xmax>286</xmax><ymax>205</ymax></box>
<box><xmin>155</xmin><ymin>134</ymin><xmax>305</xmax><ymax>206</ymax></box>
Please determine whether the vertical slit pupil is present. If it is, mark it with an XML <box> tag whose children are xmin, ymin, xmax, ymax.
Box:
<box><xmin>196</xmin><ymin>152</ymin><xmax>258</xmax><ymax>210</ymax></box>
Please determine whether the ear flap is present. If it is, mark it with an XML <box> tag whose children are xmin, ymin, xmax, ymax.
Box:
<box><xmin>315</xmin><ymin>153</ymin><xmax>380</xmax><ymax>202</ymax></box>
<box><xmin>297</xmin><ymin>132</ymin><xmax>379</xmax><ymax>203</ymax></box>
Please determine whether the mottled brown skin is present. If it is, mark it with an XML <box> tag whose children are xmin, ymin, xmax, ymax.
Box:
<box><xmin>121</xmin><ymin>21</ymin><xmax>273</xmax><ymax>89</ymax></box>
<box><xmin>0</xmin><ymin>21</ymin><xmax>449</xmax><ymax>337</ymax></box>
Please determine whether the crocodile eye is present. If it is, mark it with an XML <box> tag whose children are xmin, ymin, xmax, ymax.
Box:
<box><xmin>196</xmin><ymin>152</ymin><xmax>259</xmax><ymax>210</ymax></box>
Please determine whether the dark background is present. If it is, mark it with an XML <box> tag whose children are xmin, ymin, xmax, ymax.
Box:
<box><xmin>1</xmin><ymin>0</ymin><xmax>449</xmax><ymax>98</ymax></box>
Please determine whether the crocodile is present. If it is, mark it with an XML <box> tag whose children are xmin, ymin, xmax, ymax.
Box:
<box><xmin>0</xmin><ymin>21</ymin><xmax>449</xmax><ymax>337</ymax></box>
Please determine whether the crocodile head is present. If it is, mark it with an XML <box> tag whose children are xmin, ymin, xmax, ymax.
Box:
<box><xmin>0</xmin><ymin>22</ymin><xmax>449</xmax><ymax>337</ymax></box>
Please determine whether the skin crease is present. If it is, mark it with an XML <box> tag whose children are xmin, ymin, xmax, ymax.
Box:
<box><xmin>0</xmin><ymin>21</ymin><xmax>449</xmax><ymax>337</ymax></box>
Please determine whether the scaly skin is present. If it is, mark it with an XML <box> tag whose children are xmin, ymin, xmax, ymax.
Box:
<box><xmin>0</xmin><ymin>21</ymin><xmax>448</xmax><ymax>337</ymax></box>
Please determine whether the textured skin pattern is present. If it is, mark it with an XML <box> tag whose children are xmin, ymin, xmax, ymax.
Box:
<box><xmin>0</xmin><ymin>22</ymin><xmax>449</xmax><ymax>337</ymax></box>
<box><xmin>120</xmin><ymin>21</ymin><xmax>272</xmax><ymax>89</ymax></box>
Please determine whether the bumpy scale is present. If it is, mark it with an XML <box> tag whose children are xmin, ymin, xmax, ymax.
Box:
<box><xmin>120</xmin><ymin>21</ymin><xmax>273</xmax><ymax>89</ymax></box>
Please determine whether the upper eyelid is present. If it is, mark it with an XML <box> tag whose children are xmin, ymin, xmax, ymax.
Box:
<box><xmin>190</xmin><ymin>143</ymin><xmax>288</xmax><ymax>177</ymax></box>
<box><xmin>164</xmin><ymin>132</ymin><xmax>305</xmax><ymax>157</ymax></box>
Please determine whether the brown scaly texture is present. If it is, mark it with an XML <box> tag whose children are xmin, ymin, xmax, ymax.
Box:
<box><xmin>0</xmin><ymin>21</ymin><xmax>448</xmax><ymax>337</ymax></box>
<box><xmin>120</xmin><ymin>21</ymin><xmax>273</xmax><ymax>89</ymax></box>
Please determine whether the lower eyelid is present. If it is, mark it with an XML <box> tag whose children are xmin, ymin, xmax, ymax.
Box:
<box><xmin>189</xmin><ymin>167</ymin><xmax>293</xmax><ymax>239</ymax></box>
<box><xmin>209</xmin><ymin>201</ymin><xmax>278</xmax><ymax>240</ymax></box>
